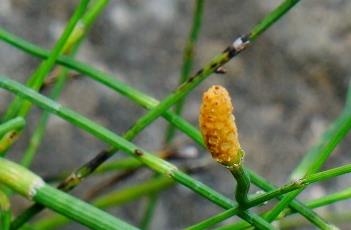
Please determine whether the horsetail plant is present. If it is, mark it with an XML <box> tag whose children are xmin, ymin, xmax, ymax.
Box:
<box><xmin>4</xmin><ymin>0</ymin><xmax>304</xmax><ymax>228</ymax></box>
<box><xmin>2</xmin><ymin>0</ymin><xmax>351</xmax><ymax>229</ymax></box>
<box><xmin>199</xmin><ymin>85</ymin><xmax>250</xmax><ymax>206</ymax></box>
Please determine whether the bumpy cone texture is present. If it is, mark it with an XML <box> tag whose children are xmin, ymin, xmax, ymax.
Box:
<box><xmin>199</xmin><ymin>85</ymin><xmax>242</xmax><ymax>166</ymax></box>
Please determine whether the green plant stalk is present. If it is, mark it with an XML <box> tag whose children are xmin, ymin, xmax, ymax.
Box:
<box><xmin>42</xmin><ymin>158</ymin><xmax>143</xmax><ymax>183</ymax></box>
<box><xmin>0</xmin><ymin>28</ymin><xmax>330</xmax><ymax>229</ymax></box>
<box><xmin>0</xmin><ymin>158</ymin><xmax>137</xmax><ymax>230</ymax></box>
<box><xmin>164</xmin><ymin>0</ymin><xmax>205</xmax><ymax>143</ymax></box>
<box><xmin>0</xmin><ymin>77</ymin><xmax>275</xmax><ymax>228</ymax></box>
<box><xmin>230</xmin><ymin>164</ymin><xmax>250</xmax><ymax>206</ymax></box>
<box><xmin>0</xmin><ymin>210</ymin><xmax>11</xmax><ymax>230</ymax></box>
<box><xmin>96</xmin><ymin>158</ymin><xmax>143</xmax><ymax>173</ymax></box>
<box><xmin>0</xmin><ymin>0</ymin><xmax>90</xmax><ymax>155</ymax></box>
<box><xmin>185</xmin><ymin>163</ymin><xmax>351</xmax><ymax>230</ymax></box>
<box><xmin>239</xmin><ymin>210</ymin><xmax>274</xmax><ymax>230</ymax></box>
<box><xmin>0</xmin><ymin>117</ymin><xmax>25</xmax><ymax>137</ymax></box>
<box><xmin>31</xmin><ymin>176</ymin><xmax>175</xmax><ymax>230</ymax></box>
<box><xmin>0</xmin><ymin>189</ymin><xmax>11</xmax><ymax>230</ymax></box>
<box><xmin>279</xmin><ymin>211</ymin><xmax>351</xmax><ymax>229</ymax></box>
<box><xmin>34</xmin><ymin>185</ymin><xmax>138</xmax><ymax>230</ymax></box>
<box><xmin>139</xmin><ymin>192</ymin><xmax>158</xmax><ymax>230</ymax></box>
<box><xmin>249</xmin><ymin>0</ymin><xmax>300</xmax><ymax>40</ymax></box>
<box><xmin>0</xmin><ymin>117</ymin><xmax>25</xmax><ymax>152</ymax></box>
<box><xmin>212</xmin><ymin>186</ymin><xmax>351</xmax><ymax>230</ymax></box>
<box><xmin>222</xmin><ymin>167</ymin><xmax>338</xmax><ymax>230</ymax></box>
<box><xmin>20</xmin><ymin>0</ymin><xmax>110</xmax><ymax>169</ymax></box>
<box><xmin>276</xmin><ymin>187</ymin><xmax>351</xmax><ymax>223</ymax></box>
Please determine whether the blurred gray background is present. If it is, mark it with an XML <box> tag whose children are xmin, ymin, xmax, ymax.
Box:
<box><xmin>0</xmin><ymin>0</ymin><xmax>351</xmax><ymax>229</ymax></box>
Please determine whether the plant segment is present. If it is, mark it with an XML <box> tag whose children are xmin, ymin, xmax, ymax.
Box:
<box><xmin>0</xmin><ymin>158</ymin><xmax>137</xmax><ymax>230</ymax></box>
<box><xmin>2</xmin><ymin>1</ymin><xmax>339</xmax><ymax>229</ymax></box>
<box><xmin>199</xmin><ymin>85</ymin><xmax>250</xmax><ymax>206</ymax></box>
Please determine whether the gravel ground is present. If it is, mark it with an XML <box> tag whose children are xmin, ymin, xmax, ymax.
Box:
<box><xmin>0</xmin><ymin>0</ymin><xmax>351</xmax><ymax>229</ymax></box>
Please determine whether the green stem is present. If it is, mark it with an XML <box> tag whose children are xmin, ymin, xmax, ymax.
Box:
<box><xmin>164</xmin><ymin>0</ymin><xmax>205</xmax><ymax>143</ymax></box>
<box><xmin>0</xmin><ymin>117</ymin><xmax>25</xmax><ymax>137</ymax></box>
<box><xmin>0</xmin><ymin>117</ymin><xmax>25</xmax><ymax>152</ymax></box>
<box><xmin>0</xmin><ymin>210</ymin><xmax>11</xmax><ymax>230</ymax></box>
<box><xmin>139</xmin><ymin>193</ymin><xmax>159</xmax><ymax>230</ymax></box>
<box><xmin>279</xmin><ymin>211</ymin><xmax>351</xmax><ymax>229</ymax></box>
<box><xmin>212</xmin><ymin>186</ymin><xmax>351</xmax><ymax>230</ymax></box>
<box><xmin>0</xmin><ymin>158</ymin><xmax>137</xmax><ymax>230</ymax></box>
<box><xmin>0</xmin><ymin>189</ymin><xmax>11</xmax><ymax>230</ymax></box>
<box><xmin>35</xmin><ymin>185</ymin><xmax>138</xmax><ymax>230</ymax></box>
<box><xmin>185</xmin><ymin>163</ymin><xmax>351</xmax><ymax>230</ymax></box>
<box><xmin>307</xmin><ymin>187</ymin><xmax>351</xmax><ymax>210</ymax></box>
<box><xmin>249</xmin><ymin>0</ymin><xmax>300</xmax><ymax>40</ymax></box>
<box><xmin>278</xmin><ymin>187</ymin><xmax>351</xmax><ymax>221</ymax></box>
<box><xmin>32</xmin><ymin>176</ymin><xmax>174</xmax><ymax>230</ymax></box>
<box><xmin>230</xmin><ymin>164</ymin><xmax>250</xmax><ymax>206</ymax></box>
<box><xmin>238</xmin><ymin>210</ymin><xmax>274</xmax><ymax>230</ymax></box>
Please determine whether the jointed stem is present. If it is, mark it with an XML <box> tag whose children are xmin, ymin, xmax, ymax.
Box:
<box><xmin>186</xmin><ymin>163</ymin><xmax>351</xmax><ymax>230</ymax></box>
<box><xmin>0</xmin><ymin>158</ymin><xmax>137</xmax><ymax>230</ymax></box>
<box><xmin>230</xmin><ymin>164</ymin><xmax>250</xmax><ymax>206</ymax></box>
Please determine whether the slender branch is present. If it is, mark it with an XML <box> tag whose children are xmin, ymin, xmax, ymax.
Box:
<box><xmin>222</xmin><ymin>186</ymin><xmax>351</xmax><ymax>230</ymax></box>
<box><xmin>249</xmin><ymin>0</ymin><xmax>300</xmax><ymax>40</ymax></box>
<box><xmin>31</xmin><ymin>176</ymin><xmax>174</xmax><ymax>230</ymax></box>
<box><xmin>0</xmin><ymin>189</ymin><xmax>11</xmax><ymax>230</ymax></box>
<box><xmin>0</xmin><ymin>158</ymin><xmax>137</xmax><ymax>230</ymax></box>
<box><xmin>0</xmin><ymin>117</ymin><xmax>25</xmax><ymax>137</ymax></box>
<box><xmin>0</xmin><ymin>117</ymin><xmax>25</xmax><ymax>152</ymax></box>
<box><xmin>185</xmin><ymin>164</ymin><xmax>351</xmax><ymax>230</ymax></box>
